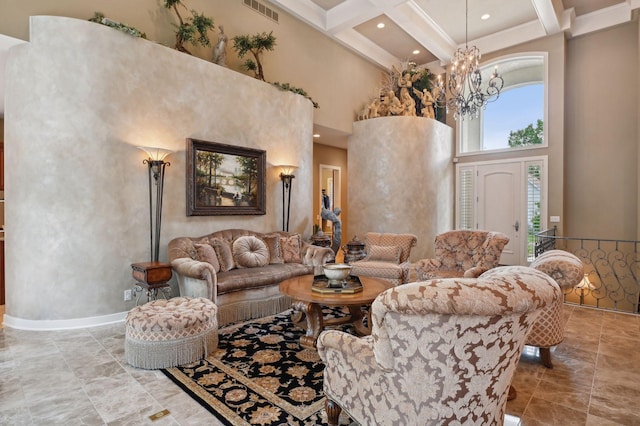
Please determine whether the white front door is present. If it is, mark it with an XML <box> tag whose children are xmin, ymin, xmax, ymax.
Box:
<box><xmin>476</xmin><ymin>162</ymin><xmax>522</xmax><ymax>265</ymax></box>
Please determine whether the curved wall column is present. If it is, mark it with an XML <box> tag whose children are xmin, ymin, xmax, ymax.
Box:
<box><xmin>4</xmin><ymin>17</ymin><xmax>314</xmax><ymax>328</ymax></box>
<box><xmin>347</xmin><ymin>116</ymin><xmax>454</xmax><ymax>261</ymax></box>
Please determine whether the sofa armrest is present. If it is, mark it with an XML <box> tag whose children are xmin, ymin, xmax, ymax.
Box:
<box><xmin>463</xmin><ymin>266</ymin><xmax>490</xmax><ymax>278</ymax></box>
<box><xmin>317</xmin><ymin>330</ymin><xmax>379</xmax><ymax>368</ymax></box>
<box><xmin>170</xmin><ymin>258</ymin><xmax>217</xmax><ymax>301</ymax></box>
<box><xmin>302</xmin><ymin>243</ymin><xmax>335</xmax><ymax>275</ymax></box>
<box><xmin>414</xmin><ymin>258</ymin><xmax>442</xmax><ymax>280</ymax></box>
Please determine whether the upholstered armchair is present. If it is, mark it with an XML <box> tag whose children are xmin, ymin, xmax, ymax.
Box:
<box><xmin>527</xmin><ymin>249</ymin><xmax>584</xmax><ymax>368</ymax></box>
<box><xmin>415</xmin><ymin>230</ymin><xmax>509</xmax><ymax>280</ymax></box>
<box><xmin>349</xmin><ymin>232</ymin><xmax>417</xmax><ymax>285</ymax></box>
<box><xmin>318</xmin><ymin>266</ymin><xmax>560</xmax><ymax>426</ymax></box>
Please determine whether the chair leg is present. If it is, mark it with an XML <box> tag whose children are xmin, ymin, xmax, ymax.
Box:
<box><xmin>540</xmin><ymin>347</ymin><xmax>553</xmax><ymax>368</ymax></box>
<box><xmin>325</xmin><ymin>398</ymin><xmax>342</xmax><ymax>426</ymax></box>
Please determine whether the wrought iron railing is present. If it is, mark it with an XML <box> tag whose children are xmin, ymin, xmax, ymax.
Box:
<box><xmin>534</xmin><ymin>228</ymin><xmax>640</xmax><ymax>314</ymax></box>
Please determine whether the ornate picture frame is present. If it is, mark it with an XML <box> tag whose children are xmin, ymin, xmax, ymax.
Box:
<box><xmin>186</xmin><ymin>138</ymin><xmax>266</xmax><ymax>216</ymax></box>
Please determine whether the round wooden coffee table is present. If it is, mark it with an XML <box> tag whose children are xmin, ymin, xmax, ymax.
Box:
<box><xmin>279</xmin><ymin>275</ymin><xmax>393</xmax><ymax>349</ymax></box>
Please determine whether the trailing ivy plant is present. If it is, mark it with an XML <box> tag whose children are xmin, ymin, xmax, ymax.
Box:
<box><xmin>164</xmin><ymin>0</ymin><xmax>215</xmax><ymax>54</ymax></box>
<box><xmin>272</xmin><ymin>82</ymin><xmax>319</xmax><ymax>109</ymax></box>
<box><xmin>232</xmin><ymin>31</ymin><xmax>276</xmax><ymax>82</ymax></box>
<box><xmin>89</xmin><ymin>12</ymin><xmax>147</xmax><ymax>38</ymax></box>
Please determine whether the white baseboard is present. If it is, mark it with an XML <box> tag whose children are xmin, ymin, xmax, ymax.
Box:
<box><xmin>2</xmin><ymin>311</ymin><xmax>127</xmax><ymax>331</ymax></box>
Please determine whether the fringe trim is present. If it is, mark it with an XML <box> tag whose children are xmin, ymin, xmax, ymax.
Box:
<box><xmin>125</xmin><ymin>328</ymin><xmax>218</xmax><ymax>370</ymax></box>
<box><xmin>217</xmin><ymin>295</ymin><xmax>292</xmax><ymax>327</ymax></box>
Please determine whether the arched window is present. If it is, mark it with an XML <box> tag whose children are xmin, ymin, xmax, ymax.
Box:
<box><xmin>458</xmin><ymin>54</ymin><xmax>547</xmax><ymax>155</ymax></box>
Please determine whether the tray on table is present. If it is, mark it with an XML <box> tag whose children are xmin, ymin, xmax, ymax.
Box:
<box><xmin>312</xmin><ymin>274</ymin><xmax>363</xmax><ymax>294</ymax></box>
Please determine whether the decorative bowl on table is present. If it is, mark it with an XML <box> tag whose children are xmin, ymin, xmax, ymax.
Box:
<box><xmin>323</xmin><ymin>263</ymin><xmax>353</xmax><ymax>288</ymax></box>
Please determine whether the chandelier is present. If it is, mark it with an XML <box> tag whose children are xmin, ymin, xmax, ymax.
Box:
<box><xmin>435</xmin><ymin>0</ymin><xmax>503</xmax><ymax>120</ymax></box>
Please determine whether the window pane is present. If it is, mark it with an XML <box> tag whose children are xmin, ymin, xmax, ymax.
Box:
<box><xmin>527</xmin><ymin>163</ymin><xmax>542</xmax><ymax>261</ymax></box>
<box><xmin>458</xmin><ymin>54</ymin><xmax>546</xmax><ymax>154</ymax></box>
<box><xmin>458</xmin><ymin>168</ymin><xmax>474</xmax><ymax>230</ymax></box>
<box><xmin>483</xmin><ymin>84</ymin><xmax>544</xmax><ymax>151</ymax></box>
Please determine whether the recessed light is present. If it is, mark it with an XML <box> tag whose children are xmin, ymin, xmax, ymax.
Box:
<box><xmin>481</xmin><ymin>13</ymin><xmax>490</xmax><ymax>20</ymax></box>
<box><xmin>377</xmin><ymin>22</ymin><xmax>385</xmax><ymax>29</ymax></box>
<box><xmin>412</xmin><ymin>49</ymin><xmax>420</xmax><ymax>55</ymax></box>
<box><xmin>313</xmin><ymin>134</ymin><xmax>320</xmax><ymax>138</ymax></box>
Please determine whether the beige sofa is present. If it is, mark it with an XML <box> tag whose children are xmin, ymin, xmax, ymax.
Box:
<box><xmin>168</xmin><ymin>229</ymin><xmax>335</xmax><ymax>326</ymax></box>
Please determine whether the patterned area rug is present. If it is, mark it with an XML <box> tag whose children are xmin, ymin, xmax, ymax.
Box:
<box><xmin>162</xmin><ymin>308</ymin><xmax>355</xmax><ymax>425</ymax></box>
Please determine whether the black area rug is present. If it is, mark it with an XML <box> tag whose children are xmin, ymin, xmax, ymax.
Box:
<box><xmin>162</xmin><ymin>308</ymin><xmax>355</xmax><ymax>425</ymax></box>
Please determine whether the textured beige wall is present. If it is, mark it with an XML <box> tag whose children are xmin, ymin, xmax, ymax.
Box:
<box><xmin>4</xmin><ymin>16</ymin><xmax>315</xmax><ymax>323</ymax></box>
<box><xmin>565</xmin><ymin>22</ymin><xmax>638</xmax><ymax>240</ymax></box>
<box><xmin>348</xmin><ymin>117</ymin><xmax>454</xmax><ymax>261</ymax></box>
<box><xmin>0</xmin><ymin>0</ymin><xmax>384</xmax><ymax>134</ymax></box>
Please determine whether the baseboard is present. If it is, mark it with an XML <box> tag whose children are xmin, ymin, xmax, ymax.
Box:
<box><xmin>2</xmin><ymin>311</ymin><xmax>127</xmax><ymax>331</ymax></box>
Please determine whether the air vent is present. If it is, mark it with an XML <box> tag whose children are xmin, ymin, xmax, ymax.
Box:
<box><xmin>243</xmin><ymin>0</ymin><xmax>279</xmax><ymax>23</ymax></box>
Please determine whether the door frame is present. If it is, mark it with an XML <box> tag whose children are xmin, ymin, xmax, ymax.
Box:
<box><xmin>455</xmin><ymin>155</ymin><xmax>548</xmax><ymax>265</ymax></box>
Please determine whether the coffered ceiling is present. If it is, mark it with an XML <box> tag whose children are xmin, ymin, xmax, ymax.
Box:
<box><xmin>269</xmin><ymin>0</ymin><xmax>639</xmax><ymax>72</ymax></box>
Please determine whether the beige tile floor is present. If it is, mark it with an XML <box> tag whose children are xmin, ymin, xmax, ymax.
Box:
<box><xmin>1</xmin><ymin>303</ymin><xmax>639</xmax><ymax>425</ymax></box>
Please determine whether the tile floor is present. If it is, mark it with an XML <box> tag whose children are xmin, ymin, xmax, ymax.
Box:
<box><xmin>0</xmin><ymin>304</ymin><xmax>639</xmax><ymax>425</ymax></box>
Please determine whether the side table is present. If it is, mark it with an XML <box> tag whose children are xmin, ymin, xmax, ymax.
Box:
<box><xmin>131</xmin><ymin>261</ymin><xmax>172</xmax><ymax>305</ymax></box>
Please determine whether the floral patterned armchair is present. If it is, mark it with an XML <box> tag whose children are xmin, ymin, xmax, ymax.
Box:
<box><xmin>527</xmin><ymin>249</ymin><xmax>584</xmax><ymax>368</ymax></box>
<box><xmin>317</xmin><ymin>266</ymin><xmax>559</xmax><ymax>426</ymax></box>
<box><xmin>415</xmin><ymin>230</ymin><xmax>509</xmax><ymax>280</ymax></box>
<box><xmin>349</xmin><ymin>232</ymin><xmax>418</xmax><ymax>285</ymax></box>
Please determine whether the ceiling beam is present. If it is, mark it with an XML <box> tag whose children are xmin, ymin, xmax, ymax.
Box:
<box><xmin>568</xmin><ymin>1</ymin><xmax>640</xmax><ymax>38</ymax></box>
<box><xmin>325</xmin><ymin>0</ymin><xmax>380</xmax><ymax>34</ymax></box>
<box><xmin>386</xmin><ymin>0</ymin><xmax>457</xmax><ymax>64</ymax></box>
<box><xmin>333</xmin><ymin>28</ymin><xmax>398</xmax><ymax>69</ymax></box>
<box><xmin>530</xmin><ymin>0</ymin><xmax>564</xmax><ymax>34</ymax></box>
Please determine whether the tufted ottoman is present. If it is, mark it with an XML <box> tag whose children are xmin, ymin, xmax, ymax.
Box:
<box><xmin>125</xmin><ymin>297</ymin><xmax>218</xmax><ymax>369</ymax></box>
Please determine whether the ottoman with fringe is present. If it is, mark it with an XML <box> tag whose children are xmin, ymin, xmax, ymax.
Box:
<box><xmin>125</xmin><ymin>297</ymin><xmax>218</xmax><ymax>369</ymax></box>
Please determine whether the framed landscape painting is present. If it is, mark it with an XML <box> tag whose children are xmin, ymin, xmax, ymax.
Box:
<box><xmin>186</xmin><ymin>138</ymin><xmax>266</xmax><ymax>216</ymax></box>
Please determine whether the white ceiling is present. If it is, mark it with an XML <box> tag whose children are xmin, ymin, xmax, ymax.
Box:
<box><xmin>270</xmin><ymin>0</ymin><xmax>639</xmax><ymax>73</ymax></box>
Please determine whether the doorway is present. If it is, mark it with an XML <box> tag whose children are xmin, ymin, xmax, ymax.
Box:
<box><xmin>319</xmin><ymin>164</ymin><xmax>341</xmax><ymax>233</ymax></box>
<box><xmin>457</xmin><ymin>156</ymin><xmax>547</xmax><ymax>265</ymax></box>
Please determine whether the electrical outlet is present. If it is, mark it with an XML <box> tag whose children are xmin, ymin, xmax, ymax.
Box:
<box><xmin>550</xmin><ymin>216</ymin><xmax>560</xmax><ymax>223</ymax></box>
<box><xmin>124</xmin><ymin>289</ymin><xmax>132</xmax><ymax>301</ymax></box>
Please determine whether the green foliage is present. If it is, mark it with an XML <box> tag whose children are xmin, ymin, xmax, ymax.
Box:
<box><xmin>232</xmin><ymin>31</ymin><xmax>276</xmax><ymax>81</ymax></box>
<box><xmin>272</xmin><ymin>82</ymin><xmax>319</xmax><ymax>109</ymax></box>
<box><xmin>508</xmin><ymin>119</ymin><xmax>544</xmax><ymax>147</ymax></box>
<box><xmin>164</xmin><ymin>0</ymin><xmax>214</xmax><ymax>54</ymax></box>
<box><xmin>89</xmin><ymin>12</ymin><xmax>147</xmax><ymax>38</ymax></box>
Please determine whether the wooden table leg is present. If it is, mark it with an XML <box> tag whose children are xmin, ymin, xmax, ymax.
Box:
<box><xmin>349</xmin><ymin>305</ymin><xmax>371</xmax><ymax>336</ymax></box>
<box><xmin>292</xmin><ymin>300</ymin><xmax>323</xmax><ymax>349</ymax></box>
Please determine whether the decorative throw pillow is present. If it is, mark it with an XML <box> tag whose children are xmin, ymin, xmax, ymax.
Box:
<box><xmin>194</xmin><ymin>243</ymin><xmax>221</xmax><ymax>272</ymax></box>
<box><xmin>232</xmin><ymin>236</ymin><xmax>270</xmax><ymax>268</ymax></box>
<box><xmin>280</xmin><ymin>234</ymin><xmax>302</xmax><ymax>263</ymax></box>
<box><xmin>210</xmin><ymin>238</ymin><xmax>235</xmax><ymax>272</ymax></box>
<box><xmin>261</xmin><ymin>234</ymin><xmax>285</xmax><ymax>264</ymax></box>
<box><xmin>367</xmin><ymin>245</ymin><xmax>402</xmax><ymax>263</ymax></box>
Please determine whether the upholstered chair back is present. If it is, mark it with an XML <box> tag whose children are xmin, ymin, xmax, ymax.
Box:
<box><xmin>318</xmin><ymin>265</ymin><xmax>559</xmax><ymax>426</ymax></box>
<box><xmin>349</xmin><ymin>232</ymin><xmax>418</xmax><ymax>285</ymax></box>
<box><xmin>363</xmin><ymin>232</ymin><xmax>417</xmax><ymax>263</ymax></box>
<box><xmin>416</xmin><ymin>230</ymin><xmax>509</xmax><ymax>279</ymax></box>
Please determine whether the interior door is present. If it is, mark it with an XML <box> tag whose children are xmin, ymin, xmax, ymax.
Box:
<box><xmin>476</xmin><ymin>162</ymin><xmax>522</xmax><ymax>265</ymax></box>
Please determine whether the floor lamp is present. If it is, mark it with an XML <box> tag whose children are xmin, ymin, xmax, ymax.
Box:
<box><xmin>138</xmin><ymin>146</ymin><xmax>172</xmax><ymax>262</ymax></box>
<box><xmin>279</xmin><ymin>165</ymin><xmax>296</xmax><ymax>232</ymax></box>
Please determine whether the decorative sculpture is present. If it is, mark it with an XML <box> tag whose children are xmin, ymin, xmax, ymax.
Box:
<box><xmin>321</xmin><ymin>208</ymin><xmax>342</xmax><ymax>253</ymax></box>
<box><xmin>413</xmin><ymin>87</ymin><xmax>435</xmax><ymax>119</ymax></box>
<box><xmin>212</xmin><ymin>25</ymin><xmax>228</xmax><ymax>66</ymax></box>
